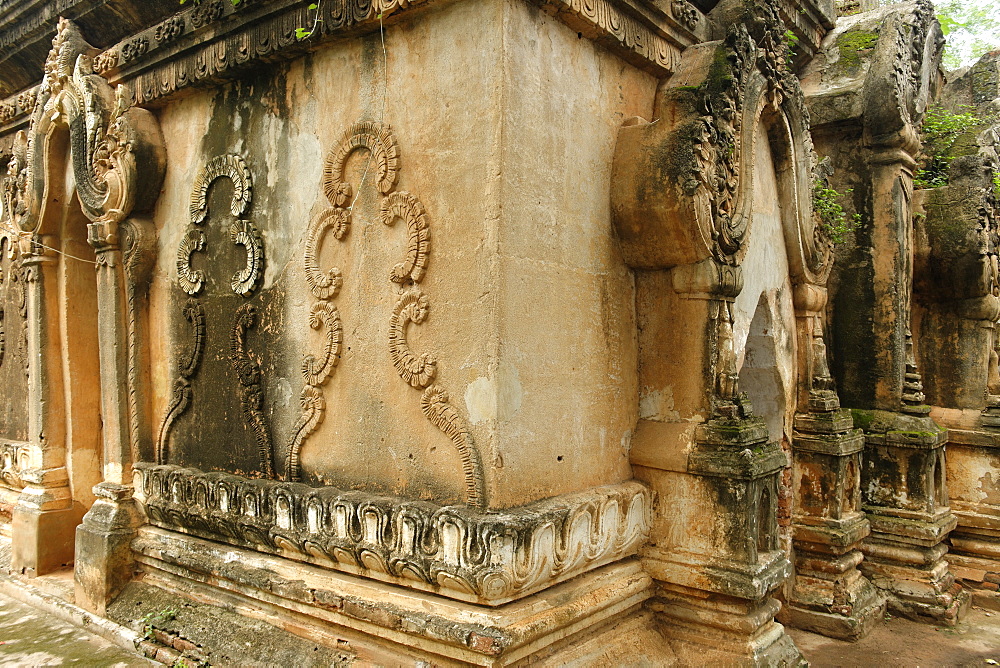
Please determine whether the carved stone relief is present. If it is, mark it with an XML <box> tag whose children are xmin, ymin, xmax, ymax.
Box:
<box><xmin>159</xmin><ymin>153</ymin><xmax>273</xmax><ymax>475</ymax></box>
<box><xmin>288</xmin><ymin>122</ymin><xmax>485</xmax><ymax>508</ymax></box>
<box><xmin>135</xmin><ymin>463</ymin><xmax>651</xmax><ymax>605</ymax></box>
<box><xmin>0</xmin><ymin>235</ymin><xmax>28</xmax><ymax>443</ymax></box>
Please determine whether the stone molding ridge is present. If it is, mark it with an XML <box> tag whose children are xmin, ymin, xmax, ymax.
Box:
<box><xmin>133</xmin><ymin>463</ymin><xmax>652</xmax><ymax>605</ymax></box>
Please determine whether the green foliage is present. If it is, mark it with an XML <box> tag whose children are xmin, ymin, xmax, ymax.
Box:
<box><xmin>914</xmin><ymin>105</ymin><xmax>984</xmax><ymax>188</ymax></box>
<box><xmin>993</xmin><ymin>170</ymin><xmax>1000</xmax><ymax>199</ymax></box>
<box><xmin>783</xmin><ymin>30</ymin><xmax>799</xmax><ymax>60</ymax></box>
<box><xmin>935</xmin><ymin>0</ymin><xmax>1000</xmax><ymax>69</ymax></box>
<box><xmin>141</xmin><ymin>608</ymin><xmax>178</xmax><ymax>641</ymax></box>
<box><xmin>813</xmin><ymin>182</ymin><xmax>860</xmax><ymax>244</ymax></box>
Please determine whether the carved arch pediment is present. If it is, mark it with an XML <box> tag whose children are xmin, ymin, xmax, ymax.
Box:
<box><xmin>2</xmin><ymin>18</ymin><xmax>165</xmax><ymax>247</ymax></box>
<box><xmin>610</xmin><ymin>0</ymin><xmax>830</xmax><ymax>284</ymax></box>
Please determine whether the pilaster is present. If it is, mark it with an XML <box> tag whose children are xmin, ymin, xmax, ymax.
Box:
<box><xmin>10</xmin><ymin>246</ymin><xmax>78</xmax><ymax>576</ymax></box>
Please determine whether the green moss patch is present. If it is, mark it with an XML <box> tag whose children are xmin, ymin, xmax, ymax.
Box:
<box><xmin>836</xmin><ymin>30</ymin><xmax>879</xmax><ymax>70</ymax></box>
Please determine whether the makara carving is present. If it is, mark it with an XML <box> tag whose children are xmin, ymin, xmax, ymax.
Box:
<box><xmin>3</xmin><ymin>20</ymin><xmax>164</xmax><ymax>237</ymax></box>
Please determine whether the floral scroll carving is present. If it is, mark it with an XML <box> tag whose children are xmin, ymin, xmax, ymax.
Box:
<box><xmin>230</xmin><ymin>303</ymin><xmax>274</xmax><ymax>478</ymax></box>
<box><xmin>159</xmin><ymin>153</ymin><xmax>272</xmax><ymax>473</ymax></box>
<box><xmin>178</xmin><ymin>153</ymin><xmax>261</xmax><ymax>297</ymax></box>
<box><xmin>289</xmin><ymin>122</ymin><xmax>485</xmax><ymax>508</ymax></box>
<box><xmin>381</xmin><ymin>192</ymin><xmax>430</xmax><ymax>284</ymax></box>
<box><xmin>155</xmin><ymin>299</ymin><xmax>205</xmax><ymax>464</ymax></box>
<box><xmin>176</xmin><ymin>229</ymin><xmax>206</xmax><ymax>295</ymax></box>
<box><xmin>389</xmin><ymin>290</ymin><xmax>436</xmax><ymax>389</ymax></box>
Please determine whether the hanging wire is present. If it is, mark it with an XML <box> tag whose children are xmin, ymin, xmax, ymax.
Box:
<box><xmin>347</xmin><ymin>10</ymin><xmax>389</xmax><ymax>213</ymax></box>
<box><xmin>0</xmin><ymin>218</ymin><xmax>99</xmax><ymax>265</ymax></box>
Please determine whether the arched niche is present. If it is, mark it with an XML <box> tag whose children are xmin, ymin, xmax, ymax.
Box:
<box><xmin>1</xmin><ymin>18</ymin><xmax>164</xmax><ymax>575</ymax></box>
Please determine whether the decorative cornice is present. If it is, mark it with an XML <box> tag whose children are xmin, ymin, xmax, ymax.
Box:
<box><xmin>0</xmin><ymin>0</ymin><xmax>703</xmax><ymax>133</ymax></box>
<box><xmin>134</xmin><ymin>463</ymin><xmax>651</xmax><ymax>605</ymax></box>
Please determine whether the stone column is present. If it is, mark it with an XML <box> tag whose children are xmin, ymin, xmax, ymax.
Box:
<box><xmin>632</xmin><ymin>261</ymin><xmax>801</xmax><ymax>665</ymax></box>
<box><xmin>780</xmin><ymin>282</ymin><xmax>885</xmax><ymax>640</ymax></box>
<box><xmin>802</xmin><ymin>0</ymin><xmax>968</xmax><ymax>624</ymax></box>
<box><xmin>912</xmin><ymin>56</ymin><xmax>1000</xmax><ymax>607</ymax></box>
<box><xmin>11</xmin><ymin>243</ymin><xmax>81</xmax><ymax>576</ymax></box>
<box><xmin>74</xmin><ymin>218</ymin><xmax>150</xmax><ymax>614</ymax></box>
<box><xmin>850</xmin><ymin>148</ymin><xmax>967</xmax><ymax>625</ymax></box>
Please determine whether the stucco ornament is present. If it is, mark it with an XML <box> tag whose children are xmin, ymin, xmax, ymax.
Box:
<box><xmin>2</xmin><ymin>19</ymin><xmax>164</xmax><ymax>242</ymax></box>
<box><xmin>135</xmin><ymin>463</ymin><xmax>651</xmax><ymax>605</ymax></box>
<box><xmin>288</xmin><ymin>121</ymin><xmax>486</xmax><ymax>509</ymax></box>
<box><xmin>612</xmin><ymin>0</ymin><xmax>831</xmax><ymax>413</ymax></box>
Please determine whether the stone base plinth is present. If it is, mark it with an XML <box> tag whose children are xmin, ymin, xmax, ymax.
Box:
<box><xmin>780</xmin><ymin>558</ymin><xmax>885</xmax><ymax>641</ymax></box>
<box><xmin>74</xmin><ymin>483</ymin><xmax>144</xmax><ymax>615</ymax></box>
<box><xmin>11</xmin><ymin>503</ymin><xmax>83</xmax><ymax>577</ymax></box>
<box><xmin>131</xmin><ymin>526</ymin><xmax>657</xmax><ymax>666</ymax></box>
<box><xmin>650</xmin><ymin>583</ymin><xmax>804</xmax><ymax>667</ymax></box>
<box><xmin>862</xmin><ymin>512</ymin><xmax>970</xmax><ymax>625</ymax></box>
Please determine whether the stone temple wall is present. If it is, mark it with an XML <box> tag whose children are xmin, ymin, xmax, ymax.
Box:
<box><xmin>0</xmin><ymin>0</ymin><xmax>995</xmax><ymax>664</ymax></box>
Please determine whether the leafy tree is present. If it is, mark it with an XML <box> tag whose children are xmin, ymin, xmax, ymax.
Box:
<box><xmin>934</xmin><ymin>0</ymin><xmax>1000</xmax><ymax>69</ymax></box>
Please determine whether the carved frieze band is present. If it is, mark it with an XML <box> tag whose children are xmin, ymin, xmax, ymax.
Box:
<box><xmin>135</xmin><ymin>463</ymin><xmax>651</xmax><ymax>605</ymax></box>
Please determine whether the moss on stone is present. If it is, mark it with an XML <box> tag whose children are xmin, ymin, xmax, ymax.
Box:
<box><xmin>850</xmin><ymin>409</ymin><xmax>875</xmax><ymax>430</ymax></box>
<box><xmin>836</xmin><ymin>30</ymin><xmax>879</xmax><ymax>71</ymax></box>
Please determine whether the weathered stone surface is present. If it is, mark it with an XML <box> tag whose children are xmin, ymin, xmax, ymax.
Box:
<box><xmin>134</xmin><ymin>463</ymin><xmax>651</xmax><ymax>605</ymax></box>
<box><xmin>913</xmin><ymin>46</ymin><xmax>1000</xmax><ymax>612</ymax></box>
<box><xmin>802</xmin><ymin>0</ymin><xmax>967</xmax><ymax>626</ymax></box>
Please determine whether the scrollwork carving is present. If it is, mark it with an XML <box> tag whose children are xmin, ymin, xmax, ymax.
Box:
<box><xmin>230</xmin><ymin>303</ymin><xmax>275</xmax><ymax>478</ymax></box>
<box><xmin>380</xmin><ymin>191</ymin><xmax>430</xmax><ymax>284</ymax></box>
<box><xmin>303</xmin><ymin>207</ymin><xmax>348</xmax><ymax>300</ymax></box>
<box><xmin>156</xmin><ymin>299</ymin><xmax>205</xmax><ymax>464</ymax></box>
<box><xmin>323</xmin><ymin>121</ymin><xmax>400</xmax><ymax>200</ymax></box>
<box><xmin>285</xmin><ymin>386</ymin><xmax>325</xmax><ymax>484</ymax></box>
<box><xmin>302</xmin><ymin>302</ymin><xmax>342</xmax><ymax>387</ymax></box>
<box><xmin>176</xmin><ymin>229</ymin><xmax>206</xmax><ymax>295</ymax></box>
<box><xmin>389</xmin><ymin>290</ymin><xmax>436</xmax><ymax>389</ymax></box>
<box><xmin>420</xmin><ymin>386</ymin><xmax>485</xmax><ymax>509</ymax></box>
<box><xmin>230</xmin><ymin>219</ymin><xmax>264</xmax><ymax>296</ymax></box>
<box><xmin>190</xmin><ymin>154</ymin><xmax>253</xmax><ymax>225</ymax></box>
